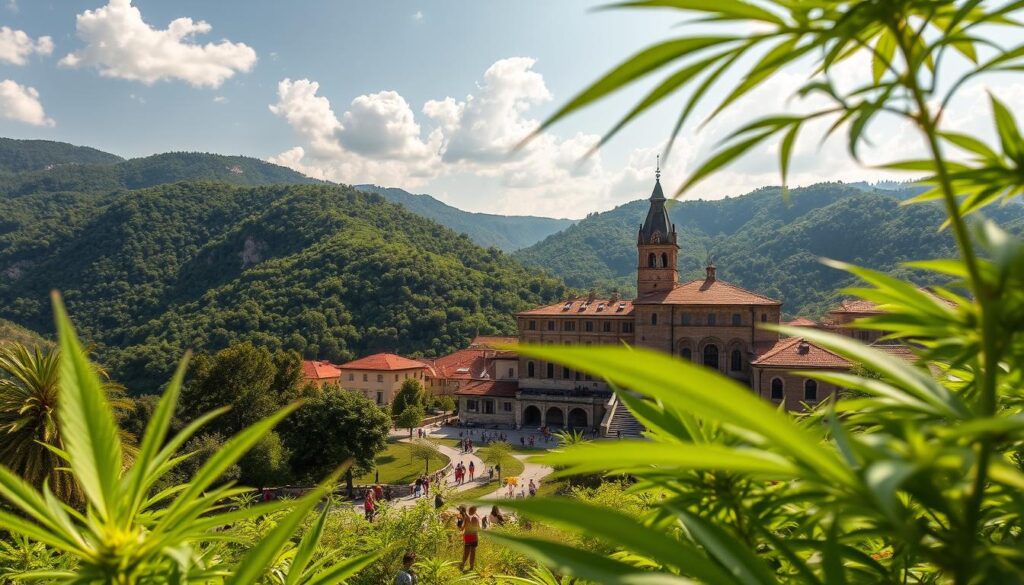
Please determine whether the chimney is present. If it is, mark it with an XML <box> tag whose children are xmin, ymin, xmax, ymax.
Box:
<box><xmin>705</xmin><ymin>264</ymin><xmax>717</xmax><ymax>282</ymax></box>
<box><xmin>797</xmin><ymin>341</ymin><xmax>810</xmax><ymax>354</ymax></box>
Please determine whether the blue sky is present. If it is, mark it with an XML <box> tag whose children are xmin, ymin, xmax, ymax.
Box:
<box><xmin>1</xmin><ymin>1</ymin><xmax>1021</xmax><ymax>217</ymax></box>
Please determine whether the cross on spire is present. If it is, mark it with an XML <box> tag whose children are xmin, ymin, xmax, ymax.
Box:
<box><xmin>655</xmin><ymin>154</ymin><xmax>661</xmax><ymax>181</ymax></box>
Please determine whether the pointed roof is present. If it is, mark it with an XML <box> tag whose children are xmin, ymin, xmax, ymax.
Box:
<box><xmin>638</xmin><ymin>176</ymin><xmax>675</xmax><ymax>246</ymax></box>
<box><xmin>338</xmin><ymin>352</ymin><xmax>427</xmax><ymax>371</ymax></box>
<box><xmin>751</xmin><ymin>337</ymin><xmax>850</xmax><ymax>368</ymax></box>
<box><xmin>635</xmin><ymin>278</ymin><xmax>781</xmax><ymax>306</ymax></box>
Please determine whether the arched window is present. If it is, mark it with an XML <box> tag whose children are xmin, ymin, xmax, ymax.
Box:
<box><xmin>804</xmin><ymin>379</ymin><xmax>818</xmax><ymax>401</ymax></box>
<box><xmin>546</xmin><ymin>363</ymin><xmax>555</xmax><ymax>378</ymax></box>
<box><xmin>661</xmin><ymin>252</ymin><xmax>669</xmax><ymax>267</ymax></box>
<box><xmin>703</xmin><ymin>345</ymin><xmax>719</xmax><ymax>370</ymax></box>
<box><xmin>681</xmin><ymin>348</ymin><xmax>692</xmax><ymax>360</ymax></box>
<box><xmin>651</xmin><ymin>313</ymin><xmax>658</xmax><ymax>325</ymax></box>
<box><xmin>771</xmin><ymin>378</ymin><xmax>784</xmax><ymax>400</ymax></box>
<box><xmin>648</xmin><ymin>253</ymin><xmax>656</xmax><ymax>268</ymax></box>
<box><xmin>527</xmin><ymin>361</ymin><xmax>535</xmax><ymax>377</ymax></box>
<box><xmin>730</xmin><ymin>349</ymin><xmax>743</xmax><ymax>372</ymax></box>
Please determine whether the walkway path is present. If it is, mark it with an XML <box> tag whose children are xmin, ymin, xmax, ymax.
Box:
<box><xmin>481</xmin><ymin>453</ymin><xmax>553</xmax><ymax>501</ymax></box>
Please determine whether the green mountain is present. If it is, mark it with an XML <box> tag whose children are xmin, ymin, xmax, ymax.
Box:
<box><xmin>0</xmin><ymin>318</ymin><xmax>50</xmax><ymax>348</ymax></box>
<box><xmin>513</xmin><ymin>182</ymin><xmax>1024</xmax><ymax>318</ymax></box>
<box><xmin>0</xmin><ymin>181</ymin><xmax>566</xmax><ymax>392</ymax></box>
<box><xmin>0</xmin><ymin>138</ymin><xmax>123</xmax><ymax>173</ymax></box>
<box><xmin>356</xmin><ymin>185</ymin><xmax>576</xmax><ymax>251</ymax></box>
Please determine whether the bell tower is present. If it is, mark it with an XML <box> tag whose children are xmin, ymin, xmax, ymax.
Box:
<box><xmin>637</xmin><ymin>160</ymin><xmax>678</xmax><ymax>296</ymax></box>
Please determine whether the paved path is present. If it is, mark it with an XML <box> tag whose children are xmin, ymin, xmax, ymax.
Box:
<box><xmin>361</xmin><ymin>425</ymin><xmax>556</xmax><ymax>511</ymax></box>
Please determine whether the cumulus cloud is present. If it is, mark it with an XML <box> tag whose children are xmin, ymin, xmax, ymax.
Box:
<box><xmin>0</xmin><ymin>26</ymin><xmax>53</xmax><ymax>65</ymax></box>
<box><xmin>0</xmin><ymin>80</ymin><xmax>54</xmax><ymax>126</ymax></box>
<box><xmin>60</xmin><ymin>0</ymin><xmax>256</xmax><ymax>88</ymax></box>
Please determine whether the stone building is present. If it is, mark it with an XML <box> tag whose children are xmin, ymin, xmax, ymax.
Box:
<box><xmin>335</xmin><ymin>352</ymin><xmax>429</xmax><ymax>407</ymax></box>
<box><xmin>451</xmin><ymin>170</ymin><xmax>890</xmax><ymax>433</ymax></box>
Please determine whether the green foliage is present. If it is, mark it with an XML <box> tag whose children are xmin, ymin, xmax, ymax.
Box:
<box><xmin>396</xmin><ymin>405</ymin><xmax>425</xmax><ymax>438</ymax></box>
<box><xmin>282</xmin><ymin>385</ymin><xmax>390</xmax><ymax>483</ymax></box>
<box><xmin>0</xmin><ymin>181</ymin><xmax>566</xmax><ymax>392</ymax></box>
<box><xmin>497</xmin><ymin>1</ymin><xmax>1024</xmax><ymax>583</ymax></box>
<box><xmin>357</xmin><ymin>185</ymin><xmax>576</xmax><ymax>252</ymax></box>
<box><xmin>393</xmin><ymin>378</ymin><xmax>426</xmax><ymax>416</ymax></box>
<box><xmin>433</xmin><ymin>394</ymin><xmax>456</xmax><ymax>412</ymax></box>
<box><xmin>239</xmin><ymin>430</ymin><xmax>292</xmax><ymax>488</ymax></box>
<box><xmin>407</xmin><ymin>438</ymin><xmax>446</xmax><ymax>475</ymax></box>
<box><xmin>0</xmin><ymin>319</ymin><xmax>50</xmax><ymax>348</ymax></box>
<box><xmin>0</xmin><ymin>295</ymin><xmax>379</xmax><ymax>582</ymax></box>
<box><xmin>0</xmin><ymin>138</ymin><xmax>122</xmax><ymax>173</ymax></box>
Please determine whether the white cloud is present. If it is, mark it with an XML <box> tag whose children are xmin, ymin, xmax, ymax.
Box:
<box><xmin>60</xmin><ymin>0</ymin><xmax>256</xmax><ymax>88</ymax></box>
<box><xmin>412</xmin><ymin>10</ymin><xmax>424</xmax><ymax>21</ymax></box>
<box><xmin>0</xmin><ymin>26</ymin><xmax>53</xmax><ymax>65</ymax></box>
<box><xmin>0</xmin><ymin>80</ymin><xmax>54</xmax><ymax>126</ymax></box>
<box><xmin>213</xmin><ymin>95</ymin><xmax>228</xmax><ymax>103</ymax></box>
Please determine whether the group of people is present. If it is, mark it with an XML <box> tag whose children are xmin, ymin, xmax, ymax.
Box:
<box><xmin>504</xmin><ymin>477</ymin><xmax>538</xmax><ymax>498</ymax></box>
<box><xmin>412</xmin><ymin>475</ymin><xmax>432</xmax><ymax>498</ymax></box>
<box><xmin>453</xmin><ymin>460</ymin><xmax>475</xmax><ymax>484</ymax></box>
<box><xmin>457</xmin><ymin>436</ymin><xmax>474</xmax><ymax>453</ymax></box>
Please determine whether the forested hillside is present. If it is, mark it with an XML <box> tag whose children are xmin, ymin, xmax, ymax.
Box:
<box><xmin>513</xmin><ymin>182</ymin><xmax>1024</xmax><ymax>318</ymax></box>
<box><xmin>356</xmin><ymin>185</ymin><xmax>575</xmax><ymax>251</ymax></box>
<box><xmin>0</xmin><ymin>181</ymin><xmax>565</xmax><ymax>392</ymax></box>
<box><xmin>0</xmin><ymin>138</ymin><xmax>123</xmax><ymax>173</ymax></box>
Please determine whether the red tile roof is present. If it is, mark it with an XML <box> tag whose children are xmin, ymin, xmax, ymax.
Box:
<box><xmin>338</xmin><ymin>353</ymin><xmax>427</xmax><ymax>371</ymax></box>
<box><xmin>428</xmin><ymin>348</ymin><xmax>492</xmax><ymax>380</ymax></box>
<box><xmin>518</xmin><ymin>298</ymin><xmax>635</xmax><ymax>316</ymax></box>
<box><xmin>752</xmin><ymin>337</ymin><xmax>850</xmax><ymax>368</ymax></box>
<box><xmin>872</xmin><ymin>343</ymin><xmax>918</xmax><ymax>363</ymax></box>
<box><xmin>830</xmin><ymin>299</ymin><xmax>881</xmax><ymax>314</ymax></box>
<box><xmin>470</xmin><ymin>335</ymin><xmax>518</xmax><ymax>349</ymax></box>
<box><xmin>785</xmin><ymin>317</ymin><xmax>818</xmax><ymax>327</ymax></box>
<box><xmin>455</xmin><ymin>380</ymin><xmax>519</xmax><ymax>397</ymax></box>
<box><xmin>636</xmin><ymin>278</ymin><xmax>780</xmax><ymax>306</ymax></box>
<box><xmin>301</xmin><ymin>360</ymin><xmax>342</xmax><ymax>380</ymax></box>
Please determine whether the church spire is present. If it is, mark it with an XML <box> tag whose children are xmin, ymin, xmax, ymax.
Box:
<box><xmin>638</xmin><ymin>162</ymin><xmax>673</xmax><ymax>244</ymax></box>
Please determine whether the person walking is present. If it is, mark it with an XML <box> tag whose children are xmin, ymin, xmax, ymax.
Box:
<box><xmin>468</xmin><ymin>461</ymin><xmax>475</xmax><ymax>481</ymax></box>
<box><xmin>364</xmin><ymin>489</ymin><xmax>376</xmax><ymax>522</ymax></box>
<box><xmin>458</xmin><ymin>506</ymin><xmax>481</xmax><ymax>572</ymax></box>
<box><xmin>394</xmin><ymin>551</ymin><xmax>417</xmax><ymax>585</ymax></box>
<box><xmin>414</xmin><ymin>476</ymin><xmax>423</xmax><ymax>498</ymax></box>
<box><xmin>528</xmin><ymin>479</ymin><xmax>537</xmax><ymax>497</ymax></box>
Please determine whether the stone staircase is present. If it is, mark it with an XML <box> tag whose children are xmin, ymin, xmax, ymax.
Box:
<box><xmin>602</xmin><ymin>395</ymin><xmax>645</xmax><ymax>438</ymax></box>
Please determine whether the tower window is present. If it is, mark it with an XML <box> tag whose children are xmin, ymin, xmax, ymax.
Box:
<box><xmin>771</xmin><ymin>378</ymin><xmax>784</xmax><ymax>400</ymax></box>
<box><xmin>703</xmin><ymin>345</ymin><xmax>719</xmax><ymax>370</ymax></box>
<box><xmin>648</xmin><ymin>253</ymin><xmax>656</xmax><ymax>268</ymax></box>
<box><xmin>661</xmin><ymin>252</ymin><xmax>669</xmax><ymax>267</ymax></box>
<box><xmin>730</xmin><ymin>349</ymin><xmax>743</xmax><ymax>372</ymax></box>
<box><xmin>804</xmin><ymin>379</ymin><xmax>818</xmax><ymax>401</ymax></box>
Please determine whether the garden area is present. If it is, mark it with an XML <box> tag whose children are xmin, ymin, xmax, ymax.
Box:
<box><xmin>354</xmin><ymin>439</ymin><xmax>450</xmax><ymax>485</ymax></box>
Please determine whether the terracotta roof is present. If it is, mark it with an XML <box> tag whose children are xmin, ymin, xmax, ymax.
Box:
<box><xmin>338</xmin><ymin>353</ymin><xmax>427</xmax><ymax>371</ymax></box>
<box><xmin>469</xmin><ymin>335</ymin><xmax>518</xmax><ymax>349</ymax></box>
<box><xmin>429</xmin><ymin>348</ymin><xmax>492</xmax><ymax>380</ymax></box>
<box><xmin>872</xmin><ymin>343</ymin><xmax>918</xmax><ymax>363</ymax></box>
<box><xmin>518</xmin><ymin>298</ymin><xmax>635</xmax><ymax>316</ymax></box>
<box><xmin>752</xmin><ymin>337</ymin><xmax>850</xmax><ymax>368</ymax></box>
<box><xmin>636</xmin><ymin>278</ymin><xmax>781</xmax><ymax>306</ymax></box>
<box><xmin>301</xmin><ymin>360</ymin><xmax>342</xmax><ymax>380</ymax></box>
<box><xmin>455</xmin><ymin>380</ymin><xmax>519</xmax><ymax>397</ymax></box>
<box><xmin>785</xmin><ymin>317</ymin><xmax>818</xmax><ymax>327</ymax></box>
<box><xmin>830</xmin><ymin>299</ymin><xmax>881</xmax><ymax>314</ymax></box>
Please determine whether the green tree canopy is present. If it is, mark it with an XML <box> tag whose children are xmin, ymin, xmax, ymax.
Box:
<box><xmin>393</xmin><ymin>378</ymin><xmax>426</xmax><ymax>416</ymax></box>
<box><xmin>395</xmin><ymin>405</ymin><xmax>425</xmax><ymax>439</ymax></box>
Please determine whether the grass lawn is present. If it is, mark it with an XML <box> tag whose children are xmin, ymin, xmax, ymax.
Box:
<box><xmin>453</xmin><ymin>454</ymin><xmax>526</xmax><ymax>501</ymax></box>
<box><xmin>354</xmin><ymin>440</ymin><xmax>450</xmax><ymax>485</ymax></box>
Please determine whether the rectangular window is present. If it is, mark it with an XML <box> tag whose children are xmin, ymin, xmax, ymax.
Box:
<box><xmin>363</xmin><ymin>373</ymin><xmax>368</xmax><ymax>382</ymax></box>
<box><xmin>348</xmin><ymin>373</ymin><xmax>354</xmax><ymax>381</ymax></box>
<box><xmin>622</xmin><ymin>322</ymin><xmax>633</xmax><ymax>333</ymax></box>
<box><xmin>564</xmin><ymin>321</ymin><xmax>576</xmax><ymax>331</ymax></box>
<box><xmin>376</xmin><ymin>391</ymin><xmax>383</xmax><ymax>405</ymax></box>
<box><xmin>682</xmin><ymin>313</ymin><xmax>691</xmax><ymax>325</ymax></box>
<box><xmin>602</xmin><ymin>321</ymin><xmax>612</xmax><ymax>332</ymax></box>
<box><xmin>484</xmin><ymin>400</ymin><xmax>495</xmax><ymax>414</ymax></box>
<box><xmin>547</xmin><ymin>320</ymin><xmax>555</xmax><ymax>331</ymax></box>
<box><xmin>377</xmin><ymin>374</ymin><xmax>384</xmax><ymax>383</ymax></box>
<box><xmin>707</xmin><ymin>314</ymin><xmax>717</xmax><ymax>326</ymax></box>
<box><xmin>508</xmin><ymin>367</ymin><xmax>514</xmax><ymax>377</ymax></box>
<box><xmin>732</xmin><ymin>313</ymin><xmax>741</xmax><ymax>326</ymax></box>
<box><xmin>562</xmin><ymin>366</ymin><xmax>570</xmax><ymax>379</ymax></box>
<box><xmin>546</xmin><ymin>363</ymin><xmax>555</xmax><ymax>378</ymax></box>
<box><xmin>503</xmin><ymin>401</ymin><xmax>513</xmax><ymax>412</ymax></box>
<box><xmin>528</xmin><ymin>320</ymin><xmax>536</xmax><ymax>330</ymax></box>
<box><xmin>585</xmin><ymin>321</ymin><xmax>593</xmax><ymax>332</ymax></box>
<box><xmin>466</xmin><ymin>399</ymin><xmax>478</xmax><ymax>412</ymax></box>
<box><xmin>395</xmin><ymin>374</ymin><xmax>400</xmax><ymax>382</ymax></box>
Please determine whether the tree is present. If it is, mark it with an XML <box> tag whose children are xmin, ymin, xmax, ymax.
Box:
<box><xmin>434</xmin><ymin>395</ymin><xmax>456</xmax><ymax>413</ymax></box>
<box><xmin>395</xmin><ymin>405</ymin><xmax>425</xmax><ymax>439</ymax></box>
<box><xmin>0</xmin><ymin>342</ymin><xmax>132</xmax><ymax>503</ymax></box>
<box><xmin>282</xmin><ymin>386</ymin><xmax>390</xmax><ymax>491</ymax></box>
<box><xmin>239</xmin><ymin>430</ymin><xmax>291</xmax><ymax>488</ymax></box>
<box><xmin>477</xmin><ymin>441</ymin><xmax>512</xmax><ymax>481</ymax></box>
<box><xmin>178</xmin><ymin>342</ymin><xmax>302</xmax><ymax>437</ymax></box>
<box><xmin>393</xmin><ymin>378</ymin><xmax>425</xmax><ymax>416</ymax></box>
<box><xmin>490</xmin><ymin>1</ymin><xmax>1024</xmax><ymax>583</ymax></box>
<box><xmin>407</xmin><ymin>438</ymin><xmax>445</xmax><ymax>475</ymax></box>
